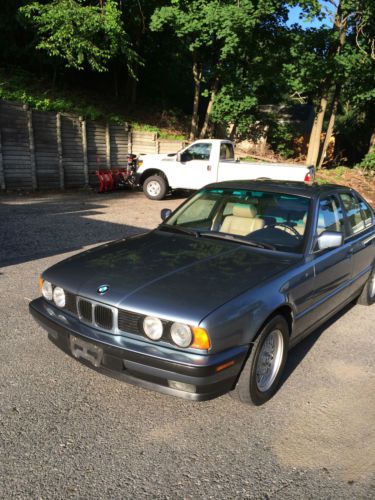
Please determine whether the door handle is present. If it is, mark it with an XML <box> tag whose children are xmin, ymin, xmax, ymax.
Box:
<box><xmin>207</xmin><ymin>165</ymin><xmax>212</xmax><ymax>171</ymax></box>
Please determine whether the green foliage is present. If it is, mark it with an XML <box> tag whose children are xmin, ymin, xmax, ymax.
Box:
<box><xmin>267</xmin><ymin>121</ymin><xmax>297</xmax><ymax>159</ymax></box>
<box><xmin>20</xmin><ymin>0</ymin><xmax>138</xmax><ymax>73</ymax></box>
<box><xmin>0</xmin><ymin>68</ymin><xmax>108</xmax><ymax>119</ymax></box>
<box><xmin>355</xmin><ymin>149</ymin><xmax>375</xmax><ymax>173</ymax></box>
<box><xmin>210</xmin><ymin>83</ymin><xmax>257</xmax><ymax>136</ymax></box>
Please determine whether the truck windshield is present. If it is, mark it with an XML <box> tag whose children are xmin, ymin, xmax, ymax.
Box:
<box><xmin>164</xmin><ymin>188</ymin><xmax>310</xmax><ymax>253</ymax></box>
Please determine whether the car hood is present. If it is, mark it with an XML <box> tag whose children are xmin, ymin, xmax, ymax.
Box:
<box><xmin>44</xmin><ymin>230</ymin><xmax>298</xmax><ymax>323</ymax></box>
<box><xmin>140</xmin><ymin>153</ymin><xmax>176</xmax><ymax>163</ymax></box>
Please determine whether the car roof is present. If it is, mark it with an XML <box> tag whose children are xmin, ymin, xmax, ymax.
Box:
<box><xmin>203</xmin><ymin>180</ymin><xmax>351</xmax><ymax>199</ymax></box>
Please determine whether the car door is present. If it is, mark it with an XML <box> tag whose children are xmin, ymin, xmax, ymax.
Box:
<box><xmin>169</xmin><ymin>142</ymin><xmax>217</xmax><ymax>190</ymax></box>
<box><xmin>338</xmin><ymin>191</ymin><xmax>375</xmax><ymax>287</ymax></box>
<box><xmin>299</xmin><ymin>194</ymin><xmax>352</xmax><ymax>332</ymax></box>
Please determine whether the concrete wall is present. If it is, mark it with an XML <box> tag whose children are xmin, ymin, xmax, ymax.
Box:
<box><xmin>0</xmin><ymin>100</ymin><xmax>187</xmax><ymax>191</ymax></box>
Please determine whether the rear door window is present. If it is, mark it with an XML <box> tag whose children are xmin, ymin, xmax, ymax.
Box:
<box><xmin>339</xmin><ymin>192</ymin><xmax>369</xmax><ymax>235</ymax></box>
<box><xmin>220</xmin><ymin>143</ymin><xmax>235</xmax><ymax>160</ymax></box>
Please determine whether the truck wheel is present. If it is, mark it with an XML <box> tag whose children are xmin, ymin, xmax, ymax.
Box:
<box><xmin>230</xmin><ymin>315</ymin><xmax>289</xmax><ymax>405</ymax></box>
<box><xmin>143</xmin><ymin>175</ymin><xmax>168</xmax><ymax>200</ymax></box>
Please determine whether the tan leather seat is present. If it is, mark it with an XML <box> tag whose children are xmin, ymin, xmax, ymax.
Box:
<box><xmin>295</xmin><ymin>213</ymin><xmax>308</xmax><ymax>235</ymax></box>
<box><xmin>220</xmin><ymin>204</ymin><xmax>265</xmax><ymax>236</ymax></box>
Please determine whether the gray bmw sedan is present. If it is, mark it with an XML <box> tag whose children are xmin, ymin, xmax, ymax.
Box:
<box><xmin>30</xmin><ymin>181</ymin><xmax>375</xmax><ymax>405</ymax></box>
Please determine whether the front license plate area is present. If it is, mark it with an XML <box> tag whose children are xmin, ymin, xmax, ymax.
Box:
<box><xmin>69</xmin><ymin>335</ymin><xmax>103</xmax><ymax>368</ymax></box>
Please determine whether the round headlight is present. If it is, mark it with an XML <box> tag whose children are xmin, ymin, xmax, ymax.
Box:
<box><xmin>171</xmin><ymin>323</ymin><xmax>192</xmax><ymax>348</ymax></box>
<box><xmin>53</xmin><ymin>286</ymin><xmax>65</xmax><ymax>308</ymax></box>
<box><xmin>41</xmin><ymin>280</ymin><xmax>53</xmax><ymax>301</ymax></box>
<box><xmin>143</xmin><ymin>316</ymin><xmax>163</xmax><ymax>340</ymax></box>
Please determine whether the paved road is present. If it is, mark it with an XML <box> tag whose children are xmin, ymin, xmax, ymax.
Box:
<box><xmin>1</xmin><ymin>191</ymin><xmax>374</xmax><ymax>499</ymax></box>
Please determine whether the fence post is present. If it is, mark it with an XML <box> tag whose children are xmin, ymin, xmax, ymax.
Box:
<box><xmin>106</xmin><ymin>122</ymin><xmax>111</xmax><ymax>168</ymax></box>
<box><xmin>25</xmin><ymin>105</ymin><xmax>38</xmax><ymax>190</ymax></box>
<box><xmin>56</xmin><ymin>113</ymin><xmax>64</xmax><ymax>189</ymax></box>
<box><xmin>127</xmin><ymin>124</ymin><xmax>132</xmax><ymax>154</ymax></box>
<box><xmin>80</xmin><ymin>117</ymin><xmax>89</xmax><ymax>186</ymax></box>
<box><xmin>0</xmin><ymin>129</ymin><xmax>5</xmax><ymax>190</ymax></box>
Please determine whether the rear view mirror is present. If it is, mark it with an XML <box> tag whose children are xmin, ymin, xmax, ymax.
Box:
<box><xmin>176</xmin><ymin>152</ymin><xmax>181</xmax><ymax>162</ymax></box>
<box><xmin>161</xmin><ymin>208</ymin><xmax>172</xmax><ymax>221</ymax></box>
<box><xmin>317</xmin><ymin>231</ymin><xmax>343</xmax><ymax>251</ymax></box>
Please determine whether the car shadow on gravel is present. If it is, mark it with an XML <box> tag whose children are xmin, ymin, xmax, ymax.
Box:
<box><xmin>279</xmin><ymin>302</ymin><xmax>355</xmax><ymax>388</ymax></box>
<box><xmin>0</xmin><ymin>197</ymin><xmax>148</xmax><ymax>267</ymax></box>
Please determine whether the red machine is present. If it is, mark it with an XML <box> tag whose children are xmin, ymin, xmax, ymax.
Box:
<box><xmin>95</xmin><ymin>155</ymin><xmax>138</xmax><ymax>193</ymax></box>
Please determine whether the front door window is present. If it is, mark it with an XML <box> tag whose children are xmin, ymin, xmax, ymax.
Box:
<box><xmin>316</xmin><ymin>196</ymin><xmax>345</xmax><ymax>236</ymax></box>
<box><xmin>181</xmin><ymin>143</ymin><xmax>212</xmax><ymax>162</ymax></box>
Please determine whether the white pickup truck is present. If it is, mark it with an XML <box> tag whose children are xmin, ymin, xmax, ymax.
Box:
<box><xmin>136</xmin><ymin>139</ymin><xmax>315</xmax><ymax>200</ymax></box>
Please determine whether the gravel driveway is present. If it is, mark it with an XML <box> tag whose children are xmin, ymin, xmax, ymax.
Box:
<box><xmin>1</xmin><ymin>190</ymin><xmax>374</xmax><ymax>499</ymax></box>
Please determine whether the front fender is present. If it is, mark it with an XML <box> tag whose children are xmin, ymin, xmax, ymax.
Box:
<box><xmin>199</xmin><ymin>279</ymin><xmax>294</xmax><ymax>354</ymax></box>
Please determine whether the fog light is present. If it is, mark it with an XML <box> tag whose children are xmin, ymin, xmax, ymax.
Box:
<box><xmin>143</xmin><ymin>316</ymin><xmax>163</xmax><ymax>340</ymax></box>
<box><xmin>168</xmin><ymin>380</ymin><xmax>196</xmax><ymax>393</ymax></box>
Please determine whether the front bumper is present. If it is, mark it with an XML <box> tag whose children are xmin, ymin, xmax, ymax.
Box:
<box><xmin>29</xmin><ymin>298</ymin><xmax>248</xmax><ymax>401</ymax></box>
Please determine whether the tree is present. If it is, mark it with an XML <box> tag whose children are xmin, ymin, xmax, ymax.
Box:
<box><xmin>285</xmin><ymin>0</ymin><xmax>375</xmax><ymax>167</ymax></box>
<box><xmin>151</xmin><ymin>0</ymin><xmax>289</xmax><ymax>140</ymax></box>
<box><xmin>20</xmin><ymin>0</ymin><xmax>138</xmax><ymax>74</ymax></box>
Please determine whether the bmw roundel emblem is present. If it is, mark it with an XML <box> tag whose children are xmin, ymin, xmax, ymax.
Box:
<box><xmin>97</xmin><ymin>284</ymin><xmax>110</xmax><ymax>295</ymax></box>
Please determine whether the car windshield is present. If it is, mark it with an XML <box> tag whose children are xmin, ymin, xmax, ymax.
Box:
<box><xmin>163</xmin><ymin>187</ymin><xmax>311</xmax><ymax>253</ymax></box>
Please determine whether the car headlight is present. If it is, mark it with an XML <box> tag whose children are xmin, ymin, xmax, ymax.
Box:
<box><xmin>143</xmin><ymin>316</ymin><xmax>163</xmax><ymax>340</ymax></box>
<box><xmin>171</xmin><ymin>322</ymin><xmax>192</xmax><ymax>348</ymax></box>
<box><xmin>53</xmin><ymin>286</ymin><xmax>65</xmax><ymax>308</ymax></box>
<box><xmin>41</xmin><ymin>280</ymin><xmax>53</xmax><ymax>301</ymax></box>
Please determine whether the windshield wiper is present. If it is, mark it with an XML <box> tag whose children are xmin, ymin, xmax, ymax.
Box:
<box><xmin>159</xmin><ymin>225</ymin><xmax>200</xmax><ymax>238</ymax></box>
<box><xmin>199</xmin><ymin>232</ymin><xmax>276</xmax><ymax>250</ymax></box>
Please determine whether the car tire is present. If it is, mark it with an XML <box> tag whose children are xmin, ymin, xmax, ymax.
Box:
<box><xmin>143</xmin><ymin>175</ymin><xmax>168</xmax><ymax>200</ymax></box>
<box><xmin>357</xmin><ymin>265</ymin><xmax>375</xmax><ymax>306</ymax></box>
<box><xmin>230</xmin><ymin>315</ymin><xmax>289</xmax><ymax>405</ymax></box>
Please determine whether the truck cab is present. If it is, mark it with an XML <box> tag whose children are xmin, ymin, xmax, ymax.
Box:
<box><xmin>136</xmin><ymin>139</ymin><xmax>314</xmax><ymax>200</ymax></box>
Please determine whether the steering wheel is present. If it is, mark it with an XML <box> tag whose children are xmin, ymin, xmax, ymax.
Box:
<box><xmin>266</xmin><ymin>222</ymin><xmax>302</xmax><ymax>238</ymax></box>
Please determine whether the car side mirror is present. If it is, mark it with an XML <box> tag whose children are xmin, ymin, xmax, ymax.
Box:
<box><xmin>176</xmin><ymin>152</ymin><xmax>181</xmax><ymax>162</ymax></box>
<box><xmin>161</xmin><ymin>208</ymin><xmax>172</xmax><ymax>221</ymax></box>
<box><xmin>317</xmin><ymin>231</ymin><xmax>343</xmax><ymax>251</ymax></box>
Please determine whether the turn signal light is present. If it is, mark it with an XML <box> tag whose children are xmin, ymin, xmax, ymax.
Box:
<box><xmin>215</xmin><ymin>360</ymin><xmax>236</xmax><ymax>372</ymax></box>
<box><xmin>39</xmin><ymin>277</ymin><xmax>44</xmax><ymax>290</ymax></box>
<box><xmin>191</xmin><ymin>327</ymin><xmax>211</xmax><ymax>350</ymax></box>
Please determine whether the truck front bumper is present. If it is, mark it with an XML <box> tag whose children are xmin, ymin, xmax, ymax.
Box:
<box><xmin>29</xmin><ymin>298</ymin><xmax>248</xmax><ymax>401</ymax></box>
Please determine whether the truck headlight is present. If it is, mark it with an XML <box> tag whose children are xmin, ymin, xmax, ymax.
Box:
<box><xmin>143</xmin><ymin>316</ymin><xmax>163</xmax><ymax>340</ymax></box>
<box><xmin>170</xmin><ymin>323</ymin><xmax>192</xmax><ymax>348</ymax></box>
<box><xmin>41</xmin><ymin>280</ymin><xmax>53</xmax><ymax>301</ymax></box>
<box><xmin>53</xmin><ymin>286</ymin><xmax>66</xmax><ymax>308</ymax></box>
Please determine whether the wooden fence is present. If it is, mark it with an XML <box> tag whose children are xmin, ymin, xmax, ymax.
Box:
<box><xmin>0</xmin><ymin>100</ymin><xmax>187</xmax><ymax>191</ymax></box>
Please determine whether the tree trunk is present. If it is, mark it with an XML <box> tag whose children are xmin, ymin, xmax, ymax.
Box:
<box><xmin>306</xmin><ymin>93</ymin><xmax>329</xmax><ymax>166</ymax></box>
<box><xmin>306</xmin><ymin>1</ymin><xmax>347</xmax><ymax>167</ymax></box>
<box><xmin>229</xmin><ymin>123</ymin><xmax>237</xmax><ymax>141</ymax></box>
<box><xmin>113</xmin><ymin>68</ymin><xmax>119</xmax><ymax>99</ymax></box>
<box><xmin>130</xmin><ymin>78</ymin><xmax>137</xmax><ymax>107</ymax></box>
<box><xmin>199</xmin><ymin>76</ymin><xmax>219</xmax><ymax>139</ymax></box>
<box><xmin>190</xmin><ymin>60</ymin><xmax>202</xmax><ymax>141</ymax></box>
<box><xmin>317</xmin><ymin>85</ymin><xmax>340</xmax><ymax>169</ymax></box>
<box><xmin>368</xmin><ymin>129</ymin><xmax>375</xmax><ymax>153</ymax></box>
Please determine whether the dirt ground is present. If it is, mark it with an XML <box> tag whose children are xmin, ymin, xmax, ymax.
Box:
<box><xmin>317</xmin><ymin>169</ymin><xmax>375</xmax><ymax>207</ymax></box>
